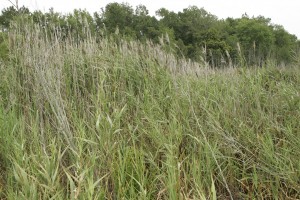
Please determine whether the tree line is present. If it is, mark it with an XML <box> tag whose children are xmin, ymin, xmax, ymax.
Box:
<box><xmin>0</xmin><ymin>3</ymin><xmax>299</xmax><ymax>67</ymax></box>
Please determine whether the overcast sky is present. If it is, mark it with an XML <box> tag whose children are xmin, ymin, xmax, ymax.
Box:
<box><xmin>1</xmin><ymin>0</ymin><xmax>299</xmax><ymax>38</ymax></box>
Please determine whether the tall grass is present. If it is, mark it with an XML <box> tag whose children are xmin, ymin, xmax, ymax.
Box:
<box><xmin>0</xmin><ymin>22</ymin><xmax>299</xmax><ymax>199</ymax></box>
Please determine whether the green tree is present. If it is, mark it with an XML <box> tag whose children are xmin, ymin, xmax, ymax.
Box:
<box><xmin>235</xmin><ymin>16</ymin><xmax>275</xmax><ymax>66</ymax></box>
<box><xmin>0</xmin><ymin>6</ymin><xmax>30</xmax><ymax>30</ymax></box>
<box><xmin>273</xmin><ymin>25</ymin><xmax>298</xmax><ymax>64</ymax></box>
<box><xmin>158</xmin><ymin>6</ymin><xmax>223</xmax><ymax>63</ymax></box>
<box><xmin>66</xmin><ymin>9</ymin><xmax>95</xmax><ymax>40</ymax></box>
<box><xmin>101</xmin><ymin>3</ymin><xmax>135</xmax><ymax>37</ymax></box>
<box><xmin>133</xmin><ymin>5</ymin><xmax>160</xmax><ymax>42</ymax></box>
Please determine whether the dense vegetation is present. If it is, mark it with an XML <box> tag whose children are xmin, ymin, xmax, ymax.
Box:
<box><xmin>0</xmin><ymin>3</ymin><xmax>299</xmax><ymax>67</ymax></box>
<box><xmin>0</xmin><ymin>3</ymin><xmax>300</xmax><ymax>200</ymax></box>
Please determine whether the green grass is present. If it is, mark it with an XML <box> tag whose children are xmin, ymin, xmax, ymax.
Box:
<box><xmin>0</xmin><ymin>23</ymin><xmax>300</xmax><ymax>199</ymax></box>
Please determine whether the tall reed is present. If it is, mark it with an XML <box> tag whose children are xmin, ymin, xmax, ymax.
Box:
<box><xmin>0</xmin><ymin>21</ymin><xmax>299</xmax><ymax>199</ymax></box>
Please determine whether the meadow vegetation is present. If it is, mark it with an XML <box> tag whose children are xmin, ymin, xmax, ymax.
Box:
<box><xmin>0</xmin><ymin>18</ymin><xmax>299</xmax><ymax>199</ymax></box>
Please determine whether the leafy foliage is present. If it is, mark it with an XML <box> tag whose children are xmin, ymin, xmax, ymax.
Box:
<box><xmin>0</xmin><ymin>4</ymin><xmax>299</xmax><ymax>67</ymax></box>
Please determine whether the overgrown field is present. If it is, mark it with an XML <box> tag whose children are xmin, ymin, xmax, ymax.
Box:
<box><xmin>0</xmin><ymin>24</ymin><xmax>300</xmax><ymax>199</ymax></box>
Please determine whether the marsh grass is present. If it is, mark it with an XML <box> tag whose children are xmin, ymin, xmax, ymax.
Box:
<box><xmin>0</xmin><ymin>22</ymin><xmax>299</xmax><ymax>199</ymax></box>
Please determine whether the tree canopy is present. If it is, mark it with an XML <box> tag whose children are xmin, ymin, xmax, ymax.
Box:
<box><xmin>0</xmin><ymin>3</ymin><xmax>299</xmax><ymax>67</ymax></box>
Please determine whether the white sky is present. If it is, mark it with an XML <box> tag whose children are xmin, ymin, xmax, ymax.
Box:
<box><xmin>1</xmin><ymin>0</ymin><xmax>299</xmax><ymax>39</ymax></box>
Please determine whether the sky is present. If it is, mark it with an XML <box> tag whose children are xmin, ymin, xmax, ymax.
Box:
<box><xmin>1</xmin><ymin>0</ymin><xmax>299</xmax><ymax>39</ymax></box>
